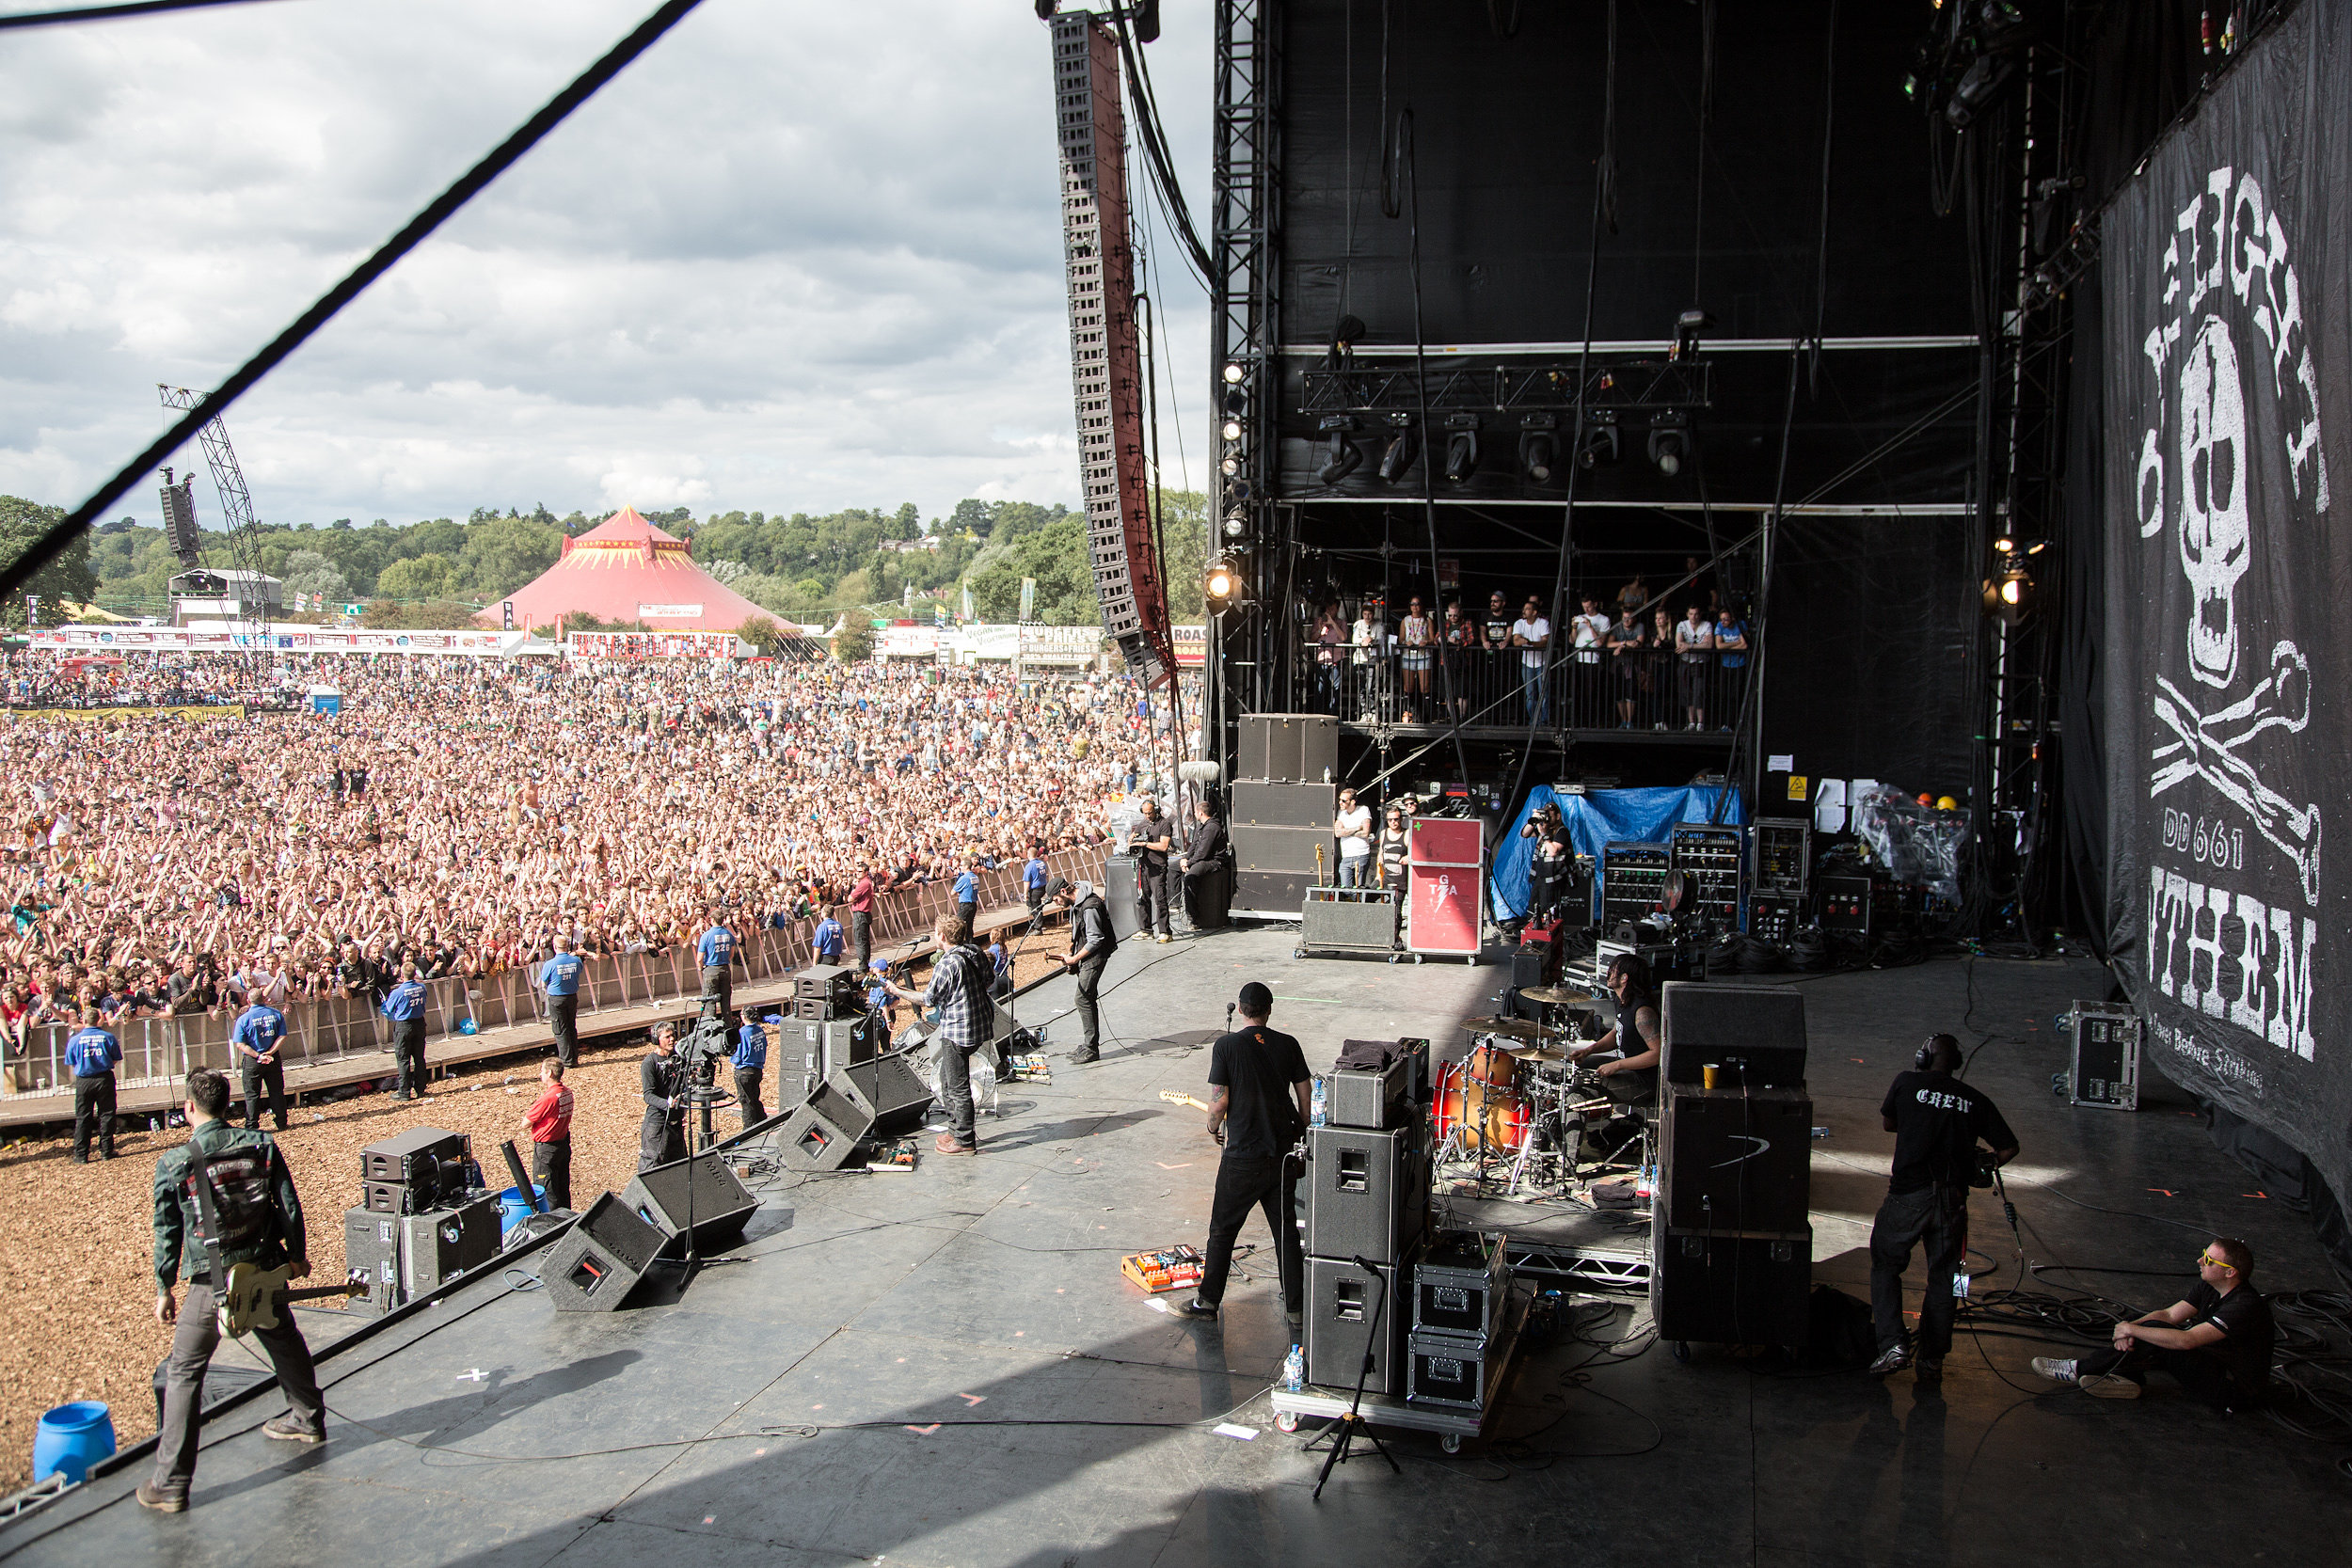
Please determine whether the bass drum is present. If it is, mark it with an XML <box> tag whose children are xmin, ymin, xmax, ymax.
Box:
<box><xmin>1433</xmin><ymin>1060</ymin><xmax>1529</xmax><ymax>1154</ymax></box>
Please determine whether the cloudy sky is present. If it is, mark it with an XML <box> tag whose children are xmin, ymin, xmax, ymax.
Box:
<box><xmin>0</xmin><ymin>0</ymin><xmax>1213</xmax><ymax>531</ymax></box>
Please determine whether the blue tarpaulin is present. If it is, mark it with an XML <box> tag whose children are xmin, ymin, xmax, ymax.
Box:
<box><xmin>1489</xmin><ymin>785</ymin><xmax>1745</xmax><ymax>921</ymax></box>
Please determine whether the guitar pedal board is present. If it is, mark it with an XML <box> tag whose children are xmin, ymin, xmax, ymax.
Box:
<box><xmin>1121</xmin><ymin>1244</ymin><xmax>1206</xmax><ymax>1294</ymax></box>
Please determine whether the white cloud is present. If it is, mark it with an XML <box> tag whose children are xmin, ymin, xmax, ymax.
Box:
<box><xmin>0</xmin><ymin>0</ymin><xmax>1213</xmax><ymax>528</ymax></box>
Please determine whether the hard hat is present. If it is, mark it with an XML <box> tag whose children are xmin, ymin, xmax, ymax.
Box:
<box><xmin>1935</xmin><ymin>796</ymin><xmax>1960</xmax><ymax>812</ymax></box>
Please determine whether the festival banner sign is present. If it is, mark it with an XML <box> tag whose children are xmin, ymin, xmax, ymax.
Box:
<box><xmin>2100</xmin><ymin>1</ymin><xmax>2347</xmax><ymax>1202</ymax></box>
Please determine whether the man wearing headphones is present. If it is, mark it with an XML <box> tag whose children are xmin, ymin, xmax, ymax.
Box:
<box><xmin>1868</xmin><ymin>1033</ymin><xmax>2019</xmax><ymax>1381</ymax></box>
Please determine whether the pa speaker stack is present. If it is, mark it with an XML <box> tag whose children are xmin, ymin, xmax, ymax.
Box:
<box><xmin>1229</xmin><ymin>723</ymin><xmax>1338</xmax><ymax>919</ymax></box>
<box><xmin>792</xmin><ymin>963</ymin><xmax>864</xmax><ymax>1022</ymax></box>
<box><xmin>1650</xmin><ymin>984</ymin><xmax>1813</xmax><ymax>1349</ymax></box>
<box><xmin>1302</xmin><ymin>1077</ymin><xmax>1431</xmax><ymax>1394</ymax></box>
<box><xmin>343</xmin><ymin>1128</ymin><xmax>496</xmax><ymax>1315</ymax></box>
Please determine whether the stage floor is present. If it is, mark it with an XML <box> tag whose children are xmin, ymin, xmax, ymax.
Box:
<box><xmin>9</xmin><ymin>926</ymin><xmax>2343</xmax><ymax>1567</ymax></box>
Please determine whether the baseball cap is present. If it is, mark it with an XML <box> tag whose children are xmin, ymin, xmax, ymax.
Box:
<box><xmin>1046</xmin><ymin>877</ymin><xmax>1073</xmax><ymax>899</ymax></box>
<box><xmin>1237</xmin><ymin>981</ymin><xmax>1274</xmax><ymax>1015</ymax></box>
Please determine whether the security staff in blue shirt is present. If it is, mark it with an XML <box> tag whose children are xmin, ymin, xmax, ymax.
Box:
<box><xmin>64</xmin><ymin>1009</ymin><xmax>122</xmax><ymax>1162</ymax></box>
<box><xmin>732</xmin><ymin>1007</ymin><xmax>769</xmax><ymax>1130</ymax></box>
<box><xmin>538</xmin><ymin>935</ymin><xmax>586</xmax><ymax>1069</ymax></box>
<box><xmin>953</xmin><ymin>859</ymin><xmax>981</xmax><ymax>930</ymax></box>
<box><xmin>1023</xmin><ymin>845</ymin><xmax>1050</xmax><ymax>914</ymax></box>
<box><xmin>380</xmin><ymin>963</ymin><xmax>430</xmax><ymax>1101</ymax></box>
<box><xmin>813</xmin><ymin>905</ymin><xmax>845</xmax><ymax>966</ymax></box>
<box><xmin>230</xmin><ymin>997</ymin><xmax>291</xmax><ymax>1132</ymax></box>
<box><xmin>696</xmin><ymin>917</ymin><xmax>738</xmax><ymax>1021</ymax></box>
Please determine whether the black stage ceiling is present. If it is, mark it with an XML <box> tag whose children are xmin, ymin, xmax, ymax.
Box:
<box><xmin>12</xmin><ymin>927</ymin><xmax>2344</xmax><ymax>1567</ymax></box>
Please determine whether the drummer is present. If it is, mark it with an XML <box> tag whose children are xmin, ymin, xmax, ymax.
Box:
<box><xmin>1567</xmin><ymin>952</ymin><xmax>1661</xmax><ymax>1106</ymax></box>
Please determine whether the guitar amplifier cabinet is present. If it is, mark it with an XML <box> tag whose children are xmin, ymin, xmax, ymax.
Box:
<box><xmin>1306</xmin><ymin>1254</ymin><xmax>1413</xmax><ymax>1396</ymax></box>
<box><xmin>343</xmin><ymin>1207</ymin><xmax>404</xmax><ymax>1316</ymax></box>
<box><xmin>1659</xmin><ymin>1085</ymin><xmax>1814</xmax><ymax>1238</ymax></box>
<box><xmin>1305</xmin><ymin>1122</ymin><xmax>1429</xmax><ymax>1265</ymax></box>
<box><xmin>1299</xmin><ymin>887</ymin><xmax>1399</xmax><ymax>957</ymax></box>
<box><xmin>401</xmin><ymin>1194</ymin><xmax>501</xmax><ymax>1298</ymax></box>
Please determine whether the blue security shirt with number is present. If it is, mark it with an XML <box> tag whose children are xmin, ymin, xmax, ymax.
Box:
<box><xmin>66</xmin><ymin>1026</ymin><xmax>121</xmax><ymax>1077</ymax></box>
<box><xmin>733</xmin><ymin>1023</ymin><xmax>768</xmax><ymax>1070</ymax></box>
<box><xmin>232</xmin><ymin>1004</ymin><xmax>286</xmax><ymax>1058</ymax></box>
<box><xmin>698</xmin><ymin>926</ymin><xmax>735</xmax><ymax>968</ymax></box>
<box><xmin>954</xmin><ymin>869</ymin><xmax>977</xmax><ymax>904</ymax></box>
<box><xmin>381</xmin><ymin>980</ymin><xmax>426</xmax><ymax>1022</ymax></box>
<box><xmin>1024</xmin><ymin>856</ymin><xmax>1048</xmax><ymax>891</ymax></box>
<box><xmin>539</xmin><ymin>952</ymin><xmax>583</xmax><ymax>998</ymax></box>
<box><xmin>813</xmin><ymin>916</ymin><xmax>843</xmax><ymax>960</ymax></box>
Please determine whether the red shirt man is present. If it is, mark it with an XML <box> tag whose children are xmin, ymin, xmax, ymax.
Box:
<box><xmin>848</xmin><ymin>865</ymin><xmax>877</xmax><ymax>972</ymax></box>
<box><xmin>523</xmin><ymin>1060</ymin><xmax>575</xmax><ymax>1212</ymax></box>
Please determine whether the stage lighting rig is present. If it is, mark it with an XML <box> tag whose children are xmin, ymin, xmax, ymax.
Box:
<box><xmin>1223</xmin><ymin>361</ymin><xmax>1246</xmax><ymax>384</ymax></box>
<box><xmin>1316</xmin><ymin>416</ymin><xmax>1362</xmax><ymax>484</ymax></box>
<box><xmin>1221</xmin><ymin>510</ymin><xmax>1250</xmax><ymax>542</ymax></box>
<box><xmin>1576</xmin><ymin>412</ymin><xmax>1620</xmax><ymax>471</ymax></box>
<box><xmin>1982</xmin><ymin>562</ymin><xmax>2036</xmax><ymax>626</ymax></box>
<box><xmin>1518</xmin><ymin>414</ymin><xmax>1558</xmax><ymax>483</ymax></box>
<box><xmin>1647</xmin><ymin>412</ymin><xmax>1691</xmax><ymax>478</ymax></box>
<box><xmin>1377</xmin><ymin>416</ymin><xmax>1420</xmax><ymax>484</ymax></box>
<box><xmin>1441</xmin><ymin>415</ymin><xmax>1480</xmax><ymax>483</ymax></box>
<box><xmin>1669</xmin><ymin>309</ymin><xmax>1714</xmax><ymax>362</ymax></box>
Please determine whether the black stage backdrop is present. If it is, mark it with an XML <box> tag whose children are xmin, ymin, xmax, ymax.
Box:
<box><xmin>2099</xmin><ymin>0</ymin><xmax>2349</xmax><ymax>1220</ymax></box>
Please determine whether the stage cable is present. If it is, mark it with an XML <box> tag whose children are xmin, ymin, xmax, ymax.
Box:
<box><xmin>0</xmin><ymin>0</ymin><xmax>710</xmax><ymax>607</ymax></box>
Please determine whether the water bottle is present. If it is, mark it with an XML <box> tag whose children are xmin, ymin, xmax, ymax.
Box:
<box><xmin>1281</xmin><ymin>1344</ymin><xmax>1305</xmax><ymax>1393</ymax></box>
<box><xmin>1311</xmin><ymin>1078</ymin><xmax>1327</xmax><ymax>1127</ymax></box>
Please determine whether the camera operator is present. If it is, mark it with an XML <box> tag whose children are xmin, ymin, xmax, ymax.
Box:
<box><xmin>637</xmin><ymin>1022</ymin><xmax>691</xmax><ymax>1173</ymax></box>
<box><xmin>1867</xmin><ymin>1033</ymin><xmax>2018</xmax><ymax>1382</ymax></box>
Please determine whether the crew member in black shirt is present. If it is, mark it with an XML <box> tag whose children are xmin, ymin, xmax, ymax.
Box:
<box><xmin>1868</xmin><ymin>1034</ymin><xmax>2019</xmax><ymax>1380</ymax></box>
<box><xmin>1175</xmin><ymin>796</ymin><xmax>1227</xmax><ymax>931</ymax></box>
<box><xmin>1128</xmin><ymin>794</ymin><xmax>1175</xmax><ymax>942</ymax></box>
<box><xmin>2034</xmin><ymin>1236</ymin><xmax>2275</xmax><ymax>1406</ymax></box>
<box><xmin>1180</xmin><ymin>982</ymin><xmax>1309</xmax><ymax>1327</ymax></box>
<box><xmin>637</xmin><ymin>1023</ymin><xmax>690</xmax><ymax>1172</ymax></box>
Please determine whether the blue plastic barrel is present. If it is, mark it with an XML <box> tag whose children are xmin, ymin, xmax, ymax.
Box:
<box><xmin>497</xmin><ymin>1184</ymin><xmax>547</xmax><ymax>1236</ymax></box>
<box><xmin>32</xmin><ymin>1402</ymin><xmax>116</xmax><ymax>1484</ymax></box>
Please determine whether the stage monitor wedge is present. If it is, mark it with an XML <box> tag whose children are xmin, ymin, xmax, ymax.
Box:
<box><xmin>539</xmin><ymin>1193</ymin><xmax>669</xmax><ymax>1312</ymax></box>
<box><xmin>621</xmin><ymin>1151</ymin><xmax>760</xmax><ymax>1255</ymax></box>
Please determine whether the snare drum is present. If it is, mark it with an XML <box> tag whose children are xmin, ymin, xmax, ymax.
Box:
<box><xmin>1434</xmin><ymin>1060</ymin><xmax>1530</xmax><ymax>1154</ymax></box>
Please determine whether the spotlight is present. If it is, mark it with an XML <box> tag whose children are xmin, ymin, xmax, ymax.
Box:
<box><xmin>1377</xmin><ymin>419</ymin><xmax>1420</xmax><ymax>484</ymax></box>
<box><xmin>1946</xmin><ymin>54</ymin><xmax>2017</xmax><ymax>127</ymax></box>
<box><xmin>1647</xmin><ymin>414</ymin><xmax>1690</xmax><ymax>478</ymax></box>
<box><xmin>1518</xmin><ymin>414</ymin><xmax>1558</xmax><ymax>483</ymax></box>
<box><xmin>1221</xmin><ymin>418</ymin><xmax>1245</xmax><ymax>442</ymax></box>
<box><xmin>1222</xmin><ymin>386</ymin><xmax>1248</xmax><ymax>417</ymax></box>
<box><xmin>1576</xmin><ymin>412</ymin><xmax>1619</xmax><ymax>471</ymax></box>
<box><xmin>1441</xmin><ymin>415</ymin><xmax>1479</xmax><ymax>484</ymax></box>
<box><xmin>1221</xmin><ymin>453</ymin><xmax>1241</xmax><ymax>477</ymax></box>
<box><xmin>1671</xmin><ymin>309</ymin><xmax>1714</xmax><ymax>361</ymax></box>
<box><xmin>1222</xmin><ymin>512</ymin><xmax>1249</xmax><ymax>541</ymax></box>
<box><xmin>1994</xmin><ymin>534</ymin><xmax>2017</xmax><ymax>554</ymax></box>
<box><xmin>1980</xmin><ymin>564</ymin><xmax>2035</xmax><ymax>626</ymax></box>
<box><xmin>1222</xmin><ymin>362</ymin><xmax>1246</xmax><ymax>385</ymax></box>
<box><xmin>1205</xmin><ymin>557</ymin><xmax>1243</xmax><ymax>611</ymax></box>
<box><xmin>1315</xmin><ymin>415</ymin><xmax>1361</xmax><ymax>484</ymax></box>
<box><xmin>1227</xmin><ymin>477</ymin><xmax>1253</xmax><ymax>504</ymax></box>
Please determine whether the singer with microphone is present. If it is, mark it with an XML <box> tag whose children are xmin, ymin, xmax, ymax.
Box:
<box><xmin>1179</xmin><ymin>981</ymin><xmax>1309</xmax><ymax>1330</ymax></box>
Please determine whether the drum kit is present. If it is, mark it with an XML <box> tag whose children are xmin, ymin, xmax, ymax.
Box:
<box><xmin>1436</xmin><ymin>985</ymin><xmax>1622</xmax><ymax>1196</ymax></box>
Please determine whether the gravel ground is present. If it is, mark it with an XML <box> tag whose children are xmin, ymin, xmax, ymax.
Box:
<box><xmin>0</xmin><ymin>942</ymin><xmax>1079</xmax><ymax>1489</ymax></box>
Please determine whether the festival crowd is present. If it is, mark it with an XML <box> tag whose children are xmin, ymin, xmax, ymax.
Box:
<box><xmin>0</xmin><ymin>647</ymin><xmax>1197</xmax><ymax>1050</ymax></box>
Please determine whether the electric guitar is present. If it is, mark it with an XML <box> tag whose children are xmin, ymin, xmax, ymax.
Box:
<box><xmin>1159</xmin><ymin>1091</ymin><xmax>1212</xmax><ymax>1113</ymax></box>
<box><xmin>215</xmin><ymin>1260</ymin><xmax>365</xmax><ymax>1337</ymax></box>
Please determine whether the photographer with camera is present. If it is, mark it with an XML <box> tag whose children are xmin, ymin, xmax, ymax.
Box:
<box><xmin>1868</xmin><ymin>1033</ymin><xmax>2018</xmax><ymax>1382</ymax></box>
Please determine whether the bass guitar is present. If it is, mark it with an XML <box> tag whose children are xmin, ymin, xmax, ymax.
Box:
<box><xmin>215</xmin><ymin>1261</ymin><xmax>365</xmax><ymax>1338</ymax></box>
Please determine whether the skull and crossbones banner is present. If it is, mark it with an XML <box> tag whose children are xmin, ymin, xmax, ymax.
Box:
<box><xmin>2100</xmin><ymin>0</ymin><xmax>2346</xmax><ymax>1208</ymax></box>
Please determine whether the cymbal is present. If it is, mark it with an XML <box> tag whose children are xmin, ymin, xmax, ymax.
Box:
<box><xmin>1460</xmin><ymin>1016</ymin><xmax>1540</xmax><ymax>1039</ymax></box>
<box><xmin>1519</xmin><ymin>985</ymin><xmax>1609</xmax><ymax>1006</ymax></box>
<box><xmin>1507</xmin><ymin>1046</ymin><xmax>1571</xmax><ymax>1061</ymax></box>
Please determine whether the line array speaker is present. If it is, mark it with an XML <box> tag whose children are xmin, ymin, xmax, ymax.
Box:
<box><xmin>1237</xmin><ymin>713</ymin><xmax>1338</xmax><ymax>784</ymax></box>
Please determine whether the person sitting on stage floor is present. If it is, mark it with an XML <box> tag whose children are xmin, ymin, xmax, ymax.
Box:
<box><xmin>2034</xmin><ymin>1237</ymin><xmax>2275</xmax><ymax>1406</ymax></box>
<box><xmin>637</xmin><ymin>1022</ymin><xmax>690</xmax><ymax>1173</ymax></box>
<box><xmin>141</xmin><ymin>1067</ymin><xmax>326</xmax><ymax>1513</ymax></box>
<box><xmin>1868</xmin><ymin>1033</ymin><xmax>2019</xmax><ymax>1382</ymax></box>
<box><xmin>1180</xmin><ymin>981</ymin><xmax>1309</xmax><ymax>1329</ymax></box>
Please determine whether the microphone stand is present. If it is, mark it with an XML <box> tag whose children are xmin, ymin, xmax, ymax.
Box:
<box><xmin>1307</xmin><ymin>1254</ymin><xmax>1401</xmax><ymax>1498</ymax></box>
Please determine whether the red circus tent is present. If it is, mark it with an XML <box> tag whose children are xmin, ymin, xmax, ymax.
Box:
<box><xmin>494</xmin><ymin>507</ymin><xmax>775</xmax><ymax>632</ymax></box>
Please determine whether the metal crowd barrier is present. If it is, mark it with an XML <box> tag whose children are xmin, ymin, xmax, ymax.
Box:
<box><xmin>1</xmin><ymin>846</ymin><xmax>1105</xmax><ymax>1111</ymax></box>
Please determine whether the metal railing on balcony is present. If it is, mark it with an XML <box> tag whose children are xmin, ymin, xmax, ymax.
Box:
<box><xmin>1296</xmin><ymin>641</ymin><xmax>1753</xmax><ymax>735</ymax></box>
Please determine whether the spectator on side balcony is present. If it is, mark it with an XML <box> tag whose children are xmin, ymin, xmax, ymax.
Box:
<box><xmin>1607</xmin><ymin>604</ymin><xmax>1646</xmax><ymax>729</ymax></box>
<box><xmin>1510</xmin><ymin>597</ymin><xmax>1551</xmax><ymax>726</ymax></box>
<box><xmin>1313</xmin><ymin>603</ymin><xmax>1346</xmax><ymax>713</ymax></box>
<box><xmin>1617</xmin><ymin>573</ymin><xmax>1649</xmax><ymax>621</ymax></box>
<box><xmin>1351</xmin><ymin>602</ymin><xmax>1386</xmax><ymax>721</ymax></box>
<box><xmin>1570</xmin><ymin>592</ymin><xmax>1612</xmax><ymax>728</ymax></box>
<box><xmin>1647</xmin><ymin>608</ymin><xmax>1676</xmax><ymax>730</ymax></box>
<box><xmin>1713</xmin><ymin>607</ymin><xmax>1750</xmax><ymax>731</ymax></box>
<box><xmin>1684</xmin><ymin>554</ymin><xmax>1721</xmax><ymax>617</ymax></box>
<box><xmin>1440</xmin><ymin>600</ymin><xmax>1479</xmax><ymax>721</ymax></box>
<box><xmin>1398</xmin><ymin>596</ymin><xmax>1433</xmax><ymax>725</ymax></box>
<box><xmin>1675</xmin><ymin>604</ymin><xmax>1715</xmax><ymax>732</ymax></box>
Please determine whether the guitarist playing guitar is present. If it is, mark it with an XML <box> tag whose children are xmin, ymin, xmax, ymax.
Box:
<box><xmin>141</xmin><ymin>1068</ymin><xmax>328</xmax><ymax>1514</ymax></box>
